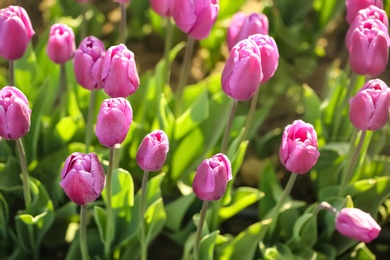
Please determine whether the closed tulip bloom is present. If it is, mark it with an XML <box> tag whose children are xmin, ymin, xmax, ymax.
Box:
<box><xmin>136</xmin><ymin>130</ymin><xmax>169</xmax><ymax>172</ymax></box>
<box><xmin>60</xmin><ymin>152</ymin><xmax>105</xmax><ymax>205</ymax></box>
<box><xmin>173</xmin><ymin>0</ymin><xmax>219</xmax><ymax>40</ymax></box>
<box><xmin>345</xmin><ymin>0</ymin><xmax>383</xmax><ymax>24</ymax></box>
<box><xmin>222</xmin><ymin>39</ymin><xmax>262</xmax><ymax>101</ymax></box>
<box><xmin>73</xmin><ymin>36</ymin><xmax>105</xmax><ymax>90</ymax></box>
<box><xmin>150</xmin><ymin>0</ymin><xmax>175</xmax><ymax>17</ymax></box>
<box><xmin>101</xmin><ymin>44</ymin><xmax>140</xmax><ymax>98</ymax></box>
<box><xmin>0</xmin><ymin>86</ymin><xmax>31</xmax><ymax>140</ymax></box>
<box><xmin>95</xmin><ymin>98</ymin><xmax>133</xmax><ymax>147</ymax></box>
<box><xmin>279</xmin><ymin>120</ymin><xmax>320</xmax><ymax>174</ymax></box>
<box><xmin>336</xmin><ymin>208</ymin><xmax>381</xmax><ymax>243</ymax></box>
<box><xmin>0</xmin><ymin>6</ymin><xmax>35</xmax><ymax>60</ymax></box>
<box><xmin>348</xmin><ymin>19</ymin><xmax>389</xmax><ymax>77</ymax></box>
<box><xmin>248</xmin><ymin>34</ymin><xmax>279</xmax><ymax>83</ymax></box>
<box><xmin>193</xmin><ymin>153</ymin><xmax>232</xmax><ymax>201</ymax></box>
<box><xmin>47</xmin><ymin>23</ymin><xmax>76</xmax><ymax>64</ymax></box>
<box><xmin>227</xmin><ymin>12</ymin><xmax>269</xmax><ymax>50</ymax></box>
<box><xmin>349</xmin><ymin>79</ymin><xmax>390</xmax><ymax>131</ymax></box>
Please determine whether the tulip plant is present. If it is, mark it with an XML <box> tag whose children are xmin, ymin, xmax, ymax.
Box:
<box><xmin>1</xmin><ymin>0</ymin><xmax>390</xmax><ymax>259</ymax></box>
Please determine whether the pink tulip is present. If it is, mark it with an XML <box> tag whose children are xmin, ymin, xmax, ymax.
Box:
<box><xmin>248</xmin><ymin>34</ymin><xmax>279</xmax><ymax>83</ymax></box>
<box><xmin>46</xmin><ymin>23</ymin><xmax>76</xmax><ymax>64</ymax></box>
<box><xmin>222</xmin><ymin>38</ymin><xmax>262</xmax><ymax>101</ymax></box>
<box><xmin>60</xmin><ymin>152</ymin><xmax>106</xmax><ymax>205</ymax></box>
<box><xmin>227</xmin><ymin>12</ymin><xmax>269</xmax><ymax>50</ymax></box>
<box><xmin>0</xmin><ymin>86</ymin><xmax>31</xmax><ymax>140</ymax></box>
<box><xmin>172</xmin><ymin>0</ymin><xmax>219</xmax><ymax>40</ymax></box>
<box><xmin>345</xmin><ymin>0</ymin><xmax>383</xmax><ymax>24</ymax></box>
<box><xmin>136</xmin><ymin>130</ymin><xmax>169</xmax><ymax>172</ymax></box>
<box><xmin>150</xmin><ymin>0</ymin><xmax>175</xmax><ymax>17</ymax></box>
<box><xmin>73</xmin><ymin>36</ymin><xmax>105</xmax><ymax>90</ymax></box>
<box><xmin>279</xmin><ymin>120</ymin><xmax>320</xmax><ymax>174</ymax></box>
<box><xmin>0</xmin><ymin>5</ymin><xmax>35</xmax><ymax>60</ymax></box>
<box><xmin>95</xmin><ymin>98</ymin><xmax>133</xmax><ymax>147</ymax></box>
<box><xmin>101</xmin><ymin>44</ymin><xmax>140</xmax><ymax>98</ymax></box>
<box><xmin>349</xmin><ymin>79</ymin><xmax>390</xmax><ymax>131</ymax></box>
<box><xmin>336</xmin><ymin>208</ymin><xmax>381</xmax><ymax>243</ymax></box>
<box><xmin>348</xmin><ymin>19</ymin><xmax>389</xmax><ymax>77</ymax></box>
<box><xmin>193</xmin><ymin>153</ymin><xmax>232</xmax><ymax>201</ymax></box>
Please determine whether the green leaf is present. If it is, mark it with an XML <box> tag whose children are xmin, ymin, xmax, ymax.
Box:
<box><xmin>111</xmin><ymin>168</ymin><xmax>134</xmax><ymax>210</ymax></box>
<box><xmin>199</xmin><ymin>230</ymin><xmax>220</xmax><ymax>260</ymax></box>
<box><xmin>165</xmin><ymin>193</ymin><xmax>196</xmax><ymax>232</ymax></box>
<box><xmin>55</xmin><ymin>116</ymin><xmax>78</xmax><ymax>141</ymax></box>
<box><xmin>287</xmin><ymin>212</ymin><xmax>318</xmax><ymax>248</ymax></box>
<box><xmin>93</xmin><ymin>206</ymin><xmax>108</xmax><ymax>245</ymax></box>
<box><xmin>302</xmin><ymin>84</ymin><xmax>321</xmax><ymax>126</ymax></box>
<box><xmin>144</xmin><ymin>198</ymin><xmax>167</xmax><ymax>244</ymax></box>
<box><xmin>259</xmin><ymin>160</ymin><xmax>282</xmax><ymax>217</ymax></box>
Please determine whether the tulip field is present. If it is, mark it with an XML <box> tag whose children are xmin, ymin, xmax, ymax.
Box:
<box><xmin>1</xmin><ymin>0</ymin><xmax>390</xmax><ymax>259</ymax></box>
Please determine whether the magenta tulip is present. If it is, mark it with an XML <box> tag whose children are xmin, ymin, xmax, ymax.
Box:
<box><xmin>0</xmin><ymin>86</ymin><xmax>31</xmax><ymax>140</ymax></box>
<box><xmin>150</xmin><ymin>0</ymin><xmax>175</xmax><ymax>17</ymax></box>
<box><xmin>193</xmin><ymin>153</ymin><xmax>232</xmax><ymax>201</ymax></box>
<box><xmin>336</xmin><ymin>208</ymin><xmax>381</xmax><ymax>243</ymax></box>
<box><xmin>47</xmin><ymin>23</ymin><xmax>76</xmax><ymax>64</ymax></box>
<box><xmin>0</xmin><ymin>6</ymin><xmax>35</xmax><ymax>60</ymax></box>
<box><xmin>60</xmin><ymin>152</ymin><xmax>106</xmax><ymax>205</ymax></box>
<box><xmin>101</xmin><ymin>44</ymin><xmax>140</xmax><ymax>98</ymax></box>
<box><xmin>136</xmin><ymin>130</ymin><xmax>169</xmax><ymax>172</ymax></box>
<box><xmin>95</xmin><ymin>98</ymin><xmax>133</xmax><ymax>147</ymax></box>
<box><xmin>345</xmin><ymin>0</ymin><xmax>383</xmax><ymax>24</ymax></box>
<box><xmin>279</xmin><ymin>120</ymin><xmax>320</xmax><ymax>174</ymax></box>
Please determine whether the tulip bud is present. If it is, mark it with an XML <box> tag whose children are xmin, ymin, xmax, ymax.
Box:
<box><xmin>136</xmin><ymin>130</ymin><xmax>169</xmax><ymax>172</ymax></box>
<box><xmin>101</xmin><ymin>44</ymin><xmax>140</xmax><ymax>98</ymax></box>
<box><xmin>279</xmin><ymin>120</ymin><xmax>320</xmax><ymax>174</ymax></box>
<box><xmin>349</xmin><ymin>79</ymin><xmax>390</xmax><ymax>131</ymax></box>
<box><xmin>345</xmin><ymin>0</ymin><xmax>383</xmax><ymax>24</ymax></box>
<box><xmin>222</xmin><ymin>39</ymin><xmax>262</xmax><ymax>101</ymax></box>
<box><xmin>47</xmin><ymin>23</ymin><xmax>76</xmax><ymax>64</ymax></box>
<box><xmin>60</xmin><ymin>152</ymin><xmax>106</xmax><ymax>205</ymax></box>
<box><xmin>95</xmin><ymin>97</ymin><xmax>133</xmax><ymax>147</ymax></box>
<box><xmin>150</xmin><ymin>0</ymin><xmax>175</xmax><ymax>17</ymax></box>
<box><xmin>0</xmin><ymin>86</ymin><xmax>31</xmax><ymax>140</ymax></box>
<box><xmin>248</xmin><ymin>34</ymin><xmax>279</xmax><ymax>83</ymax></box>
<box><xmin>193</xmin><ymin>153</ymin><xmax>232</xmax><ymax>201</ymax></box>
<box><xmin>73</xmin><ymin>36</ymin><xmax>105</xmax><ymax>90</ymax></box>
<box><xmin>336</xmin><ymin>208</ymin><xmax>381</xmax><ymax>243</ymax></box>
<box><xmin>348</xmin><ymin>19</ymin><xmax>389</xmax><ymax>77</ymax></box>
<box><xmin>173</xmin><ymin>0</ymin><xmax>219</xmax><ymax>40</ymax></box>
<box><xmin>0</xmin><ymin>6</ymin><xmax>35</xmax><ymax>60</ymax></box>
<box><xmin>227</xmin><ymin>12</ymin><xmax>269</xmax><ymax>50</ymax></box>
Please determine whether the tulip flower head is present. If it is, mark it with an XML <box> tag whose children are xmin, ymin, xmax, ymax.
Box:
<box><xmin>227</xmin><ymin>12</ymin><xmax>269</xmax><ymax>50</ymax></box>
<box><xmin>348</xmin><ymin>19</ymin><xmax>389</xmax><ymax>77</ymax></box>
<box><xmin>150</xmin><ymin>0</ymin><xmax>175</xmax><ymax>17</ymax></box>
<box><xmin>47</xmin><ymin>23</ymin><xmax>76</xmax><ymax>64</ymax></box>
<box><xmin>60</xmin><ymin>152</ymin><xmax>106</xmax><ymax>205</ymax></box>
<box><xmin>279</xmin><ymin>120</ymin><xmax>320</xmax><ymax>174</ymax></box>
<box><xmin>0</xmin><ymin>86</ymin><xmax>31</xmax><ymax>140</ymax></box>
<box><xmin>248</xmin><ymin>34</ymin><xmax>279</xmax><ymax>83</ymax></box>
<box><xmin>73</xmin><ymin>36</ymin><xmax>106</xmax><ymax>90</ymax></box>
<box><xmin>349</xmin><ymin>79</ymin><xmax>390</xmax><ymax>131</ymax></box>
<box><xmin>193</xmin><ymin>153</ymin><xmax>232</xmax><ymax>201</ymax></box>
<box><xmin>0</xmin><ymin>5</ymin><xmax>35</xmax><ymax>60</ymax></box>
<box><xmin>101</xmin><ymin>44</ymin><xmax>140</xmax><ymax>98</ymax></box>
<box><xmin>345</xmin><ymin>0</ymin><xmax>383</xmax><ymax>24</ymax></box>
<box><xmin>136</xmin><ymin>130</ymin><xmax>169</xmax><ymax>172</ymax></box>
<box><xmin>222</xmin><ymin>39</ymin><xmax>262</xmax><ymax>101</ymax></box>
<box><xmin>336</xmin><ymin>208</ymin><xmax>381</xmax><ymax>243</ymax></box>
<box><xmin>173</xmin><ymin>0</ymin><xmax>219</xmax><ymax>40</ymax></box>
<box><xmin>95</xmin><ymin>97</ymin><xmax>133</xmax><ymax>147</ymax></box>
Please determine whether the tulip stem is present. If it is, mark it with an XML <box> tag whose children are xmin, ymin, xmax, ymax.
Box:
<box><xmin>16</xmin><ymin>138</ymin><xmax>31</xmax><ymax>210</ymax></box>
<box><xmin>80</xmin><ymin>204</ymin><xmax>90</xmax><ymax>260</ymax></box>
<box><xmin>243</xmin><ymin>87</ymin><xmax>260</xmax><ymax>141</ymax></box>
<box><xmin>194</xmin><ymin>200</ymin><xmax>209</xmax><ymax>260</ymax></box>
<box><xmin>85</xmin><ymin>90</ymin><xmax>97</xmax><ymax>153</ymax></box>
<box><xmin>174</xmin><ymin>36</ymin><xmax>195</xmax><ymax>116</ymax></box>
<box><xmin>338</xmin><ymin>130</ymin><xmax>367</xmax><ymax>196</ymax></box>
<box><xmin>163</xmin><ymin>17</ymin><xmax>174</xmax><ymax>88</ymax></box>
<box><xmin>120</xmin><ymin>3</ymin><xmax>127</xmax><ymax>44</ymax></box>
<box><xmin>139</xmin><ymin>170</ymin><xmax>149</xmax><ymax>260</ymax></box>
<box><xmin>9</xmin><ymin>60</ymin><xmax>14</xmax><ymax>86</ymax></box>
<box><xmin>104</xmin><ymin>147</ymin><xmax>115</xmax><ymax>260</ymax></box>
<box><xmin>221</xmin><ymin>99</ymin><xmax>238</xmax><ymax>154</ymax></box>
